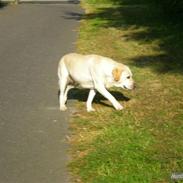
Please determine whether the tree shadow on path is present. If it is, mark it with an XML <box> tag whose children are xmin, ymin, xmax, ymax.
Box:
<box><xmin>0</xmin><ymin>1</ymin><xmax>8</xmax><ymax>9</ymax></box>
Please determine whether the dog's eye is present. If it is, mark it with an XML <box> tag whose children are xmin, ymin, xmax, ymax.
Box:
<box><xmin>127</xmin><ymin>76</ymin><xmax>130</xmax><ymax>79</ymax></box>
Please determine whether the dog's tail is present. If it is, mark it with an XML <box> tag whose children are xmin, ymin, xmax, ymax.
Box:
<box><xmin>57</xmin><ymin>56</ymin><xmax>66</xmax><ymax>80</ymax></box>
<box><xmin>57</xmin><ymin>57</ymin><xmax>65</xmax><ymax>94</ymax></box>
<box><xmin>57</xmin><ymin>55</ymin><xmax>69</xmax><ymax>88</ymax></box>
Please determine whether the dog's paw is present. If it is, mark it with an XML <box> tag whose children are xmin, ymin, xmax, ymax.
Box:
<box><xmin>115</xmin><ymin>104</ymin><xmax>124</xmax><ymax>111</ymax></box>
<box><xmin>87</xmin><ymin>107</ymin><xmax>96</xmax><ymax>112</ymax></box>
<box><xmin>60</xmin><ymin>105</ymin><xmax>67</xmax><ymax>111</ymax></box>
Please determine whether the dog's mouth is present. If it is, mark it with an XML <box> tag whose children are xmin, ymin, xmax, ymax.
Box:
<box><xmin>123</xmin><ymin>85</ymin><xmax>135</xmax><ymax>90</ymax></box>
<box><xmin>123</xmin><ymin>85</ymin><xmax>128</xmax><ymax>90</ymax></box>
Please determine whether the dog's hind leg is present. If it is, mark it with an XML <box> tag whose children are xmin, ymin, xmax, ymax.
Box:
<box><xmin>63</xmin><ymin>85</ymin><xmax>74</xmax><ymax>105</ymax></box>
<box><xmin>58</xmin><ymin>60</ymin><xmax>69</xmax><ymax>111</ymax></box>
<box><xmin>58</xmin><ymin>76</ymin><xmax>68</xmax><ymax>111</ymax></box>
<box><xmin>86</xmin><ymin>89</ymin><xmax>96</xmax><ymax>112</ymax></box>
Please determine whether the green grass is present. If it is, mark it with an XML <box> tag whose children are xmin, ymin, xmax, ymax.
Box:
<box><xmin>69</xmin><ymin>0</ymin><xmax>183</xmax><ymax>182</ymax></box>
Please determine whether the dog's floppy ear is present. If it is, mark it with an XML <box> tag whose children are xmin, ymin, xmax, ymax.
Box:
<box><xmin>112</xmin><ymin>67</ymin><xmax>123</xmax><ymax>82</ymax></box>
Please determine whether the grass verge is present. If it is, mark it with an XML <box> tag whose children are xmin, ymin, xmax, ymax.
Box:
<box><xmin>69</xmin><ymin>0</ymin><xmax>183</xmax><ymax>182</ymax></box>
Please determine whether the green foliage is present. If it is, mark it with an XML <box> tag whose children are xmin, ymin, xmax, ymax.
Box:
<box><xmin>85</xmin><ymin>0</ymin><xmax>183</xmax><ymax>17</ymax></box>
<box><xmin>85</xmin><ymin>0</ymin><xmax>116</xmax><ymax>4</ymax></box>
<box><xmin>153</xmin><ymin>0</ymin><xmax>183</xmax><ymax>17</ymax></box>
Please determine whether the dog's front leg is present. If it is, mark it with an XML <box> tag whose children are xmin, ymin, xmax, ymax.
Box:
<box><xmin>90</xmin><ymin>68</ymin><xmax>123</xmax><ymax>110</ymax></box>
<box><xmin>96</xmin><ymin>85</ymin><xmax>123</xmax><ymax>110</ymax></box>
<box><xmin>86</xmin><ymin>89</ymin><xmax>96</xmax><ymax>112</ymax></box>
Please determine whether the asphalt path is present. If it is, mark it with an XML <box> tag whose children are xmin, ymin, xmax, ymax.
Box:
<box><xmin>0</xmin><ymin>3</ymin><xmax>81</xmax><ymax>183</ymax></box>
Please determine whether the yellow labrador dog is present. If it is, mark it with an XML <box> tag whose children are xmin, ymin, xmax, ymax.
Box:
<box><xmin>58</xmin><ymin>53</ymin><xmax>135</xmax><ymax>112</ymax></box>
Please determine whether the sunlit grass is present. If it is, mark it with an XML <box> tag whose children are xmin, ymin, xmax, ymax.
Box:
<box><xmin>69</xmin><ymin>0</ymin><xmax>183</xmax><ymax>182</ymax></box>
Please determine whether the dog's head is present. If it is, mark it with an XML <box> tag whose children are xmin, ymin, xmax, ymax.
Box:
<box><xmin>112</xmin><ymin>65</ymin><xmax>135</xmax><ymax>90</ymax></box>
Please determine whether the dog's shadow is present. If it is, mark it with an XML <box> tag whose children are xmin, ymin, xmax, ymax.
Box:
<box><xmin>58</xmin><ymin>88</ymin><xmax>130</xmax><ymax>108</ymax></box>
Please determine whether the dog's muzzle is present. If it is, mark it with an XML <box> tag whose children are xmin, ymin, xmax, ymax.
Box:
<box><xmin>123</xmin><ymin>83</ymin><xmax>136</xmax><ymax>90</ymax></box>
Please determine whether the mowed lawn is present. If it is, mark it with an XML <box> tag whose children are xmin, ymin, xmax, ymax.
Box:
<box><xmin>69</xmin><ymin>0</ymin><xmax>183</xmax><ymax>182</ymax></box>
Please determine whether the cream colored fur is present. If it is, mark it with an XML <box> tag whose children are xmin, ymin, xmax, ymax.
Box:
<box><xmin>58</xmin><ymin>53</ymin><xmax>134</xmax><ymax>112</ymax></box>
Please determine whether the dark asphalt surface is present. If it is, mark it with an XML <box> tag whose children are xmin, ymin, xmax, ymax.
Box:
<box><xmin>0</xmin><ymin>3</ymin><xmax>81</xmax><ymax>183</ymax></box>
